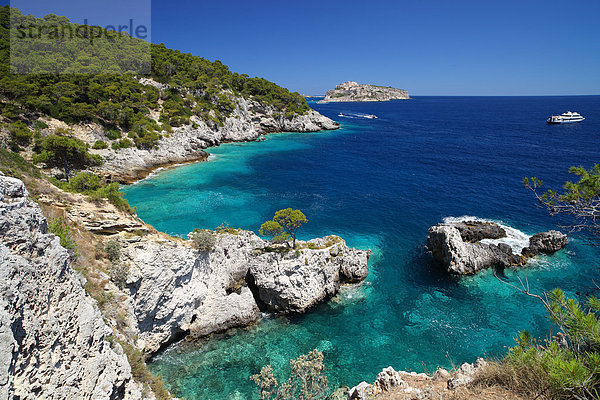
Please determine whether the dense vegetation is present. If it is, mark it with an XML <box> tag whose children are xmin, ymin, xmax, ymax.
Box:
<box><xmin>0</xmin><ymin>6</ymin><xmax>309</xmax><ymax>151</ymax></box>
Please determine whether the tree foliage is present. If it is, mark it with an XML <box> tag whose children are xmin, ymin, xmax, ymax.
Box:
<box><xmin>524</xmin><ymin>164</ymin><xmax>600</xmax><ymax>242</ymax></box>
<box><xmin>33</xmin><ymin>134</ymin><xmax>101</xmax><ymax>180</ymax></box>
<box><xmin>260</xmin><ymin>208</ymin><xmax>307</xmax><ymax>248</ymax></box>
<box><xmin>497</xmin><ymin>288</ymin><xmax>600</xmax><ymax>399</ymax></box>
<box><xmin>490</xmin><ymin>166</ymin><xmax>600</xmax><ymax>398</ymax></box>
<box><xmin>48</xmin><ymin>217</ymin><xmax>78</xmax><ymax>257</ymax></box>
<box><xmin>251</xmin><ymin>349</ymin><xmax>329</xmax><ymax>400</ymax></box>
<box><xmin>0</xmin><ymin>5</ymin><xmax>310</xmax><ymax>146</ymax></box>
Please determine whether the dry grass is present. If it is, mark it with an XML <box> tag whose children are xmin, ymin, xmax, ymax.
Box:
<box><xmin>374</xmin><ymin>364</ymin><xmax>531</xmax><ymax>400</ymax></box>
<box><xmin>470</xmin><ymin>360</ymin><xmax>554</xmax><ymax>400</ymax></box>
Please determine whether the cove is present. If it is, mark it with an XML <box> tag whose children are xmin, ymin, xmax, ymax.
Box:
<box><xmin>122</xmin><ymin>96</ymin><xmax>600</xmax><ymax>399</ymax></box>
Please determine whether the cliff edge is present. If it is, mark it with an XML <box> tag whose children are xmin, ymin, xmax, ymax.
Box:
<box><xmin>0</xmin><ymin>174</ymin><xmax>146</xmax><ymax>399</ymax></box>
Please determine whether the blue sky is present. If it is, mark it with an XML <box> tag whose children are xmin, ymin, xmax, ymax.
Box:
<box><xmin>9</xmin><ymin>0</ymin><xmax>600</xmax><ymax>95</ymax></box>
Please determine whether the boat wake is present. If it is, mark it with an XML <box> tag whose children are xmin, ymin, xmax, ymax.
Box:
<box><xmin>337</xmin><ymin>112</ymin><xmax>378</xmax><ymax>119</ymax></box>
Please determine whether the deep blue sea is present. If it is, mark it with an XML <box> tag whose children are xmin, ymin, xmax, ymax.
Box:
<box><xmin>123</xmin><ymin>96</ymin><xmax>600</xmax><ymax>400</ymax></box>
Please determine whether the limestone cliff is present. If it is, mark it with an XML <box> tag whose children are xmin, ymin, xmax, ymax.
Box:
<box><xmin>105</xmin><ymin>231</ymin><xmax>369</xmax><ymax>353</ymax></box>
<box><xmin>0</xmin><ymin>174</ymin><xmax>146</xmax><ymax>399</ymax></box>
<box><xmin>57</xmin><ymin>90</ymin><xmax>339</xmax><ymax>183</ymax></box>
<box><xmin>319</xmin><ymin>81</ymin><xmax>410</xmax><ymax>103</ymax></box>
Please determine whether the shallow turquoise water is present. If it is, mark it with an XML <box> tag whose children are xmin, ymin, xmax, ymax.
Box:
<box><xmin>123</xmin><ymin>96</ymin><xmax>600</xmax><ymax>399</ymax></box>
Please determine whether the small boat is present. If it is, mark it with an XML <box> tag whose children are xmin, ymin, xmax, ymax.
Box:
<box><xmin>338</xmin><ymin>113</ymin><xmax>344</xmax><ymax>117</ymax></box>
<box><xmin>364</xmin><ymin>114</ymin><xmax>378</xmax><ymax>119</ymax></box>
<box><xmin>547</xmin><ymin>111</ymin><xmax>585</xmax><ymax>124</ymax></box>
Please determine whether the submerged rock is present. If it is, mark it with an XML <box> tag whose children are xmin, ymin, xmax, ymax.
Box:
<box><xmin>427</xmin><ymin>220</ymin><xmax>567</xmax><ymax>275</ymax></box>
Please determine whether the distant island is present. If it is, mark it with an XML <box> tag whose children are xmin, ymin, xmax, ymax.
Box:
<box><xmin>318</xmin><ymin>81</ymin><xmax>410</xmax><ymax>103</ymax></box>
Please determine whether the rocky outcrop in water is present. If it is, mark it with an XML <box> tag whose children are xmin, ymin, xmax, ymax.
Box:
<box><xmin>115</xmin><ymin>232</ymin><xmax>369</xmax><ymax>353</ymax></box>
<box><xmin>427</xmin><ymin>220</ymin><xmax>567</xmax><ymax>275</ymax></box>
<box><xmin>248</xmin><ymin>236</ymin><xmax>370</xmax><ymax>313</ymax></box>
<box><xmin>319</xmin><ymin>81</ymin><xmax>410</xmax><ymax>103</ymax></box>
<box><xmin>0</xmin><ymin>174</ymin><xmax>144</xmax><ymax>399</ymax></box>
<box><xmin>521</xmin><ymin>230</ymin><xmax>569</xmax><ymax>257</ymax></box>
<box><xmin>97</xmin><ymin>96</ymin><xmax>338</xmax><ymax>183</ymax></box>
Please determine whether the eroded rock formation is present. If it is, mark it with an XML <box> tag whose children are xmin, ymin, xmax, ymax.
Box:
<box><xmin>427</xmin><ymin>220</ymin><xmax>567</xmax><ymax>275</ymax></box>
<box><xmin>116</xmin><ymin>232</ymin><xmax>370</xmax><ymax>353</ymax></box>
<box><xmin>0</xmin><ymin>174</ymin><xmax>145</xmax><ymax>399</ymax></box>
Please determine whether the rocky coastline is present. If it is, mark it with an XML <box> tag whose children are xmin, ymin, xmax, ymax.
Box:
<box><xmin>427</xmin><ymin>219</ymin><xmax>568</xmax><ymax>275</ymax></box>
<box><xmin>75</xmin><ymin>95</ymin><xmax>340</xmax><ymax>183</ymax></box>
<box><xmin>0</xmin><ymin>172</ymin><xmax>370</xmax><ymax>396</ymax></box>
<box><xmin>319</xmin><ymin>81</ymin><xmax>410</xmax><ymax>103</ymax></box>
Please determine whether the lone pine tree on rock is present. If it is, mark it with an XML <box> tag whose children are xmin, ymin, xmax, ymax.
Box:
<box><xmin>259</xmin><ymin>208</ymin><xmax>308</xmax><ymax>248</ymax></box>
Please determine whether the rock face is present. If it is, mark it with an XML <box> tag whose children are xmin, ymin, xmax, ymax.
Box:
<box><xmin>522</xmin><ymin>230</ymin><xmax>568</xmax><ymax>257</ymax></box>
<box><xmin>0</xmin><ymin>175</ymin><xmax>143</xmax><ymax>399</ymax></box>
<box><xmin>117</xmin><ymin>233</ymin><xmax>370</xmax><ymax>353</ymax></box>
<box><xmin>453</xmin><ymin>220</ymin><xmax>506</xmax><ymax>243</ymax></box>
<box><xmin>97</xmin><ymin>96</ymin><xmax>338</xmax><ymax>183</ymax></box>
<box><xmin>319</xmin><ymin>81</ymin><xmax>410</xmax><ymax>103</ymax></box>
<box><xmin>427</xmin><ymin>220</ymin><xmax>567</xmax><ymax>275</ymax></box>
<box><xmin>248</xmin><ymin>237</ymin><xmax>370</xmax><ymax>313</ymax></box>
<box><xmin>346</xmin><ymin>359</ymin><xmax>489</xmax><ymax>400</ymax></box>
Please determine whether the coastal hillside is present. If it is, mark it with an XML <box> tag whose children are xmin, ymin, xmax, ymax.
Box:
<box><xmin>320</xmin><ymin>81</ymin><xmax>410</xmax><ymax>103</ymax></box>
<box><xmin>0</xmin><ymin>6</ymin><xmax>337</xmax><ymax>181</ymax></box>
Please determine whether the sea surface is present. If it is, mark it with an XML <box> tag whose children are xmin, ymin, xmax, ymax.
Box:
<box><xmin>122</xmin><ymin>96</ymin><xmax>600</xmax><ymax>399</ymax></box>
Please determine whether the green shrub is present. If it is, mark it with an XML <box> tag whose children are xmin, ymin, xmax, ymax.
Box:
<box><xmin>111</xmin><ymin>138</ymin><xmax>134</xmax><ymax>150</ymax></box>
<box><xmin>68</xmin><ymin>172</ymin><xmax>101</xmax><ymax>193</ymax></box>
<box><xmin>32</xmin><ymin>120</ymin><xmax>48</xmax><ymax>130</ymax></box>
<box><xmin>190</xmin><ymin>229</ymin><xmax>216</xmax><ymax>252</ymax></box>
<box><xmin>90</xmin><ymin>182</ymin><xmax>132</xmax><ymax>212</ymax></box>
<box><xmin>498</xmin><ymin>289</ymin><xmax>600</xmax><ymax>399</ymax></box>
<box><xmin>7</xmin><ymin>121</ymin><xmax>33</xmax><ymax>150</ymax></box>
<box><xmin>215</xmin><ymin>222</ymin><xmax>241</xmax><ymax>235</ymax></box>
<box><xmin>106</xmin><ymin>129</ymin><xmax>121</xmax><ymax>140</ymax></box>
<box><xmin>109</xmin><ymin>263</ymin><xmax>129</xmax><ymax>289</ymax></box>
<box><xmin>0</xmin><ymin>149</ymin><xmax>42</xmax><ymax>179</ymax></box>
<box><xmin>116</xmin><ymin>339</ymin><xmax>171</xmax><ymax>400</ymax></box>
<box><xmin>48</xmin><ymin>217</ymin><xmax>79</xmax><ymax>257</ymax></box>
<box><xmin>105</xmin><ymin>239</ymin><xmax>121</xmax><ymax>263</ymax></box>
<box><xmin>92</xmin><ymin>140</ymin><xmax>108</xmax><ymax>149</ymax></box>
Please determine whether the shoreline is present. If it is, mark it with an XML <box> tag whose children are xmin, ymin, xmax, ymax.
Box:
<box><xmin>120</xmin><ymin>126</ymin><xmax>340</xmax><ymax>185</ymax></box>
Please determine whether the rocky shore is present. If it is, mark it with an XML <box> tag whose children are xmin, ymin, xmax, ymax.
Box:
<box><xmin>76</xmin><ymin>94</ymin><xmax>339</xmax><ymax>183</ymax></box>
<box><xmin>427</xmin><ymin>219</ymin><xmax>568</xmax><ymax>274</ymax></box>
<box><xmin>0</xmin><ymin>173</ymin><xmax>370</xmax><ymax>396</ymax></box>
<box><xmin>339</xmin><ymin>357</ymin><xmax>524</xmax><ymax>400</ymax></box>
<box><xmin>319</xmin><ymin>81</ymin><xmax>410</xmax><ymax>103</ymax></box>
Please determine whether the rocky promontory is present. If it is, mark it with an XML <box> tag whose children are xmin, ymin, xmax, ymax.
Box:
<box><xmin>427</xmin><ymin>220</ymin><xmax>567</xmax><ymax>275</ymax></box>
<box><xmin>0</xmin><ymin>173</ymin><xmax>370</xmax><ymax>397</ymax></box>
<box><xmin>319</xmin><ymin>81</ymin><xmax>410</xmax><ymax>103</ymax></box>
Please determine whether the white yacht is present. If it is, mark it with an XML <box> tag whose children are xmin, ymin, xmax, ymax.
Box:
<box><xmin>364</xmin><ymin>114</ymin><xmax>378</xmax><ymax>119</ymax></box>
<box><xmin>547</xmin><ymin>111</ymin><xmax>585</xmax><ymax>124</ymax></box>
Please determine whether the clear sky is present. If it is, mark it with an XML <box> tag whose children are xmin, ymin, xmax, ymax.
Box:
<box><xmin>9</xmin><ymin>0</ymin><xmax>600</xmax><ymax>95</ymax></box>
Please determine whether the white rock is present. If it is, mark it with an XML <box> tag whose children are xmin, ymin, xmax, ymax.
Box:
<box><xmin>0</xmin><ymin>176</ymin><xmax>143</xmax><ymax>399</ymax></box>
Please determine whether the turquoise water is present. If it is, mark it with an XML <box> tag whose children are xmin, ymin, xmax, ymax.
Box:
<box><xmin>123</xmin><ymin>96</ymin><xmax>600</xmax><ymax>399</ymax></box>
